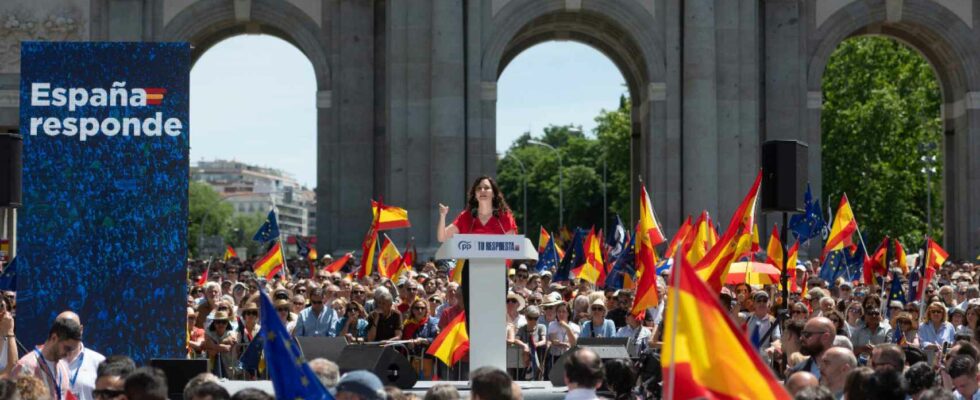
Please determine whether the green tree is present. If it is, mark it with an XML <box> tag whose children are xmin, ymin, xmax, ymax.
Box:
<box><xmin>224</xmin><ymin>212</ymin><xmax>268</xmax><ymax>258</ymax></box>
<box><xmin>497</xmin><ymin>98</ymin><xmax>632</xmax><ymax>236</ymax></box>
<box><xmin>188</xmin><ymin>180</ymin><xmax>234</xmax><ymax>257</ymax></box>
<box><xmin>822</xmin><ymin>36</ymin><xmax>943</xmax><ymax>248</ymax></box>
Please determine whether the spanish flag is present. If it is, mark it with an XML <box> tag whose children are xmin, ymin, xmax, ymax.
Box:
<box><xmin>308</xmin><ymin>247</ymin><xmax>318</xmax><ymax>262</ymax></box>
<box><xmin>864</xmin><ymin>237</ymin><xmax>889</xmax><ymax>284</ymax></box>
<box><xmin>372</xmin><ymin>200</ymin><xmax>411</xmax><ymax>230</ymax></box>
<box><xmin>358</xmin><ymin>230</ymin><xmax>379</xmax><ymax>279</ymax></box>
<box><xmin>575</xmin><ymin>228</ymin><xmax>604</xmax><ymax>284</ymax></box>
<box><xmin>631</xmin><ymin>183</ymin><xmax>665</xmax><ymax>319</ymax></box>
<box><xmin>378</xmin><ymin>234</ymin><xmax>402</xmax><ymax>279</ymax></box>
<box><xmin>894</xmin><ymin>239</ymin><xmax>908</xmax><ymax>275</ymax></box>
<box><xmin>427</xmin><ymin>312</ymin><xmax>469</xmax><ymax>366</ymax></box>
<box><xmin>223</xmin><ymin>245</ymin><xmax>237</xmax><ymax>261</ymax></box>
<box><xmin>451</xmin><ymin>260</ymin><xmax>465</xmax><ymax>285</ymax></box>
<box><xmin>925</xmin><ymin>238</ymin><xmax>949</xmax><ymax>271</ymax></box>
<box><xmin>253</xmin><ymin>242</ymin><xmax>284</xmax><ymax>279</ymax></box>
<box><xmin>685</xmin><ymin>212</ymin><xmax>712</xmax><ymax>266</ymax></box>
<box><xmin>821</xmin><ymin>194</ymin><xmax>858</xmax><ymax>262</ymax></box>
<box><xmin>662</xmin><ymin>251</ymin><xmax>791</xmax><ymax>400</ymax></box>
<box><xmin>695</xmin><ymin>171</ymin><xmax>762</xmax><ymax>292</ymax></box>
<box><xmin>787</xmin><ymin>242</ymin><xmax>800</xmax><ymax>292</ymax></box>
<box><xmin>323</xmin><ymin>253</ymin><xmax>351</xmax><ymax>274</ymax></box>
<box><xmin>664</xmin><ymin>216</ymin><xmax>694</xmax><ymax>261</ymax></box>
<box><xmin>765</xmin><ymin>224</ymin><xmax>783</xmax><ymax>272</ymax></box>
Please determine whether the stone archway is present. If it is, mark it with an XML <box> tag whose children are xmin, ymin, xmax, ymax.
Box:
<box><xmin>806</xmin><ymin>0</ymin><xmax>980</xmax><ymax>257</ymax></box>
<box><xmin>481</xmin><ymin>0</ymin><xmax>672</xmax><ymax>227</ymax></box>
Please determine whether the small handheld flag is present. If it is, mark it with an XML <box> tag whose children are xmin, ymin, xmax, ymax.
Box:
<box><xmin>253</xmin><ymin>242</ymin><xmax>285</xmax><ymax>280</ymax></box>
<box><xmin>223</xmin><ymin>245</ymin><xmax>238</xmax><ymax>261</ymax></box>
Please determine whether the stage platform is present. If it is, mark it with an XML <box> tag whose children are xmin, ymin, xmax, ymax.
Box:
<box><xmin>218</xmin><ymin>380</ymin><xmax>569</xmax><ymax>399</ymax></box>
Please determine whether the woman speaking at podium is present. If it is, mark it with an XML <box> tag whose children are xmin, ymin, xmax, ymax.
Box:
<box><xmin>437</xmin><ymin>175</ymin><xmax>517</xmax><ymax>240</ymax></box>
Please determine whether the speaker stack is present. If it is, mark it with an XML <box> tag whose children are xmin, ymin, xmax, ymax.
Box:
<box><xmin>337</xmin><ymin>344</ymin><xmax>418</xmax><ymax>389</ymax></box>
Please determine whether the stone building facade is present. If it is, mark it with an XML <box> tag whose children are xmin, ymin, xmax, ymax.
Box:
<box><xmin>0</xmin><ymin>0</ymin><xmax>978</xmax><ymax>258</ymax></box>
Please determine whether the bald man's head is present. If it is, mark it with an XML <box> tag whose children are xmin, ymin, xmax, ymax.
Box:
<box><xmin>800</xmin><ymin>317</ymin><xmax>835</xmax><ymax>356</ymax></box>
<box><xmin>785</xmin><ymin>371</ymin><xmax>819</xmax><ymax>395</ymax></box>
<box><xmin>55</xmin><ymin>311</ymin><xmax>82</xmax><ymax>334</ymax></box>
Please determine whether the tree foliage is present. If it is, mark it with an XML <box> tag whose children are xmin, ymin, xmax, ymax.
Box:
<box><xmin>188</xmin><ymin>180</ymin><xmax>234</xmax><ymax>257</ymax></box>
<box><xmin>497</xmin><ymin>96</ymin><xmax>632</xmax><ymax>234</ymax></box>
<box><xmin>822</xmin><ymin>36</ymin><xmax>943</xmax><ymax>248</ymax></box>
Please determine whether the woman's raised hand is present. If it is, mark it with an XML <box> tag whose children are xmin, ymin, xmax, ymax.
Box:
<box><xmin>438</xmin><ymin>203</ymin><xmax>449</xmax><ymax>217</ymax></box>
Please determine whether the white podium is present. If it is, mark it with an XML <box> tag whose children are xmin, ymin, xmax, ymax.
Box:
<box><xmin>435</xmin><ymin>234</ymin><xmax>538</xmax><ymax>374</ymax></box>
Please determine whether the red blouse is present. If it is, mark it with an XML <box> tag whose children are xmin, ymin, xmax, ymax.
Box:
<box><xmin>451</xmin><ymin>210</ymin><xmax>517</xmax><ymax>235</ymax></box>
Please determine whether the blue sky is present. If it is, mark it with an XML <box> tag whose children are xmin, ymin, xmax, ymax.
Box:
<box><xmin>191</xmin><ymin>36</ymin><xmax>625</xmax><ymax>187</ymax></box>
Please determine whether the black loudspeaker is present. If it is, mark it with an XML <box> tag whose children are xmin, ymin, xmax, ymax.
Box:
<box><xmin>548</xmin><ymin>338</ymin><xmax>631</xmax><ymax>387</ymax></box>
<box><xmin>761</xmin><ymin>139</ymin><xmax>808</xmax><ymax>212</ymax></box>
<box><xmin>337</xmin><ymin>344</ymin><xmax>418</xmax><ymax>390</ymax></box>
<box><xmin>150</xmin><ymin>358</ymin><xmax>208</xmax><ymax>400</ymax></box>
<box><xmin>296</xmin><ymin>336</ymin><xmax>349</xmax><ymax>362</ymax></box>
<box><xmin>0</xmin><ymin>133</ymin><xmax>22</xmax><ymax>208</ymax></box>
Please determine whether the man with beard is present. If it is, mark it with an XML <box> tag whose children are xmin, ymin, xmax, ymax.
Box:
<box><xmin>790</xmin><ymin>317</ymin><xmax>835</xmax><ymax>379</ymax></box>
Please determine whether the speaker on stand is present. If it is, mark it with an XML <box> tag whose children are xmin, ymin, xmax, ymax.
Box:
<box><xmin>760</xmin><ymin>139</ymin><xmax>808</xmax><ymax>318</ymax></box>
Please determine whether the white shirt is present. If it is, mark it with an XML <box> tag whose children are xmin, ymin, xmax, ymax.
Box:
<box><xmin>548</xmin><ymin>321</ymin><xmax>581</xmax><ymax>356</ymax></box>
<box><xmin>67</xmin><ymin>344</ymin><xmax>106</xmax><ymax>400</ymax></box>
<box><xmin>564</xmin><ymin>388</ymin><xmax>600</xmax><ymax>400</ymax></box>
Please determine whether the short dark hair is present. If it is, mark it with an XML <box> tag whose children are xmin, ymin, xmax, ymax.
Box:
<box><xmin>564</xmin><ymin>348</ymin><xmax>605</xmax><ymax>389</ymax></box>
<box><xmin>49</xmin><ymin>317</ymin><xmax>82</xmax><ymax>341</ymax></box>
<box><xmin>97</xmin><ymin>356</ymin><xmax>136</xmax><ymax>380</ymax></box>
<box><xmin>904</xmin><ymin>362</ymin><xmax>936</xmax><ymax>396</ymax></box>
<box><xmin>948</xmin><ymin>355</ymin><xmax>978</xmax><ymax>380</ymax></box>
<box><xmin>867</xmin><ymin>369</ymin><xmax>907</xmax><ymax>400</ymax></box>
<box><xmin>124</xmin><ymin>367</ymin><xmax>168</xmax><ymax>400</ymax></box>
<box><xmin>0</xmin><ymin>378</ymin><xmax>17</xmax><ymax>400</ymax></box>
<box><xmin>872</xmin><ymin>344</ymin><xmax>905</xmax><ymax>372</ymax></box>
<box><xmin>784</xmin><ymin>319</ymin><xmax>805</xmax><ymax>338</ymax></box>
<box><xmin>951</xmin><ymin>340</ymin><xmax>980</xmax><ymax>362</ymax></box>
<box><xmin>602</xmin><ymin>359</ymin><xmax>636</xmax><ymax>397</ymax></box>
<box><xmin>230</xmin><ymin>388</ymin><xmax>274</xmax><ymax>400</ymax></box>
<box><xmin>184</xmin><ymin>381</ymin><xmax>230</xmax><ymax>400</ymax></box>
<box><xmin>470</xmin><ymin>367</ymin><xmax>512</xmax><ymax>400</ymax></box>
<box><xmin>794</xmin><ymin>386</ymin><xmax>834</xmax><ymax>400</ymax></box>
<box><xmin>904</xmin><ymin>347</ymin><xmax>927</xmax><ymax>366</ymax></box>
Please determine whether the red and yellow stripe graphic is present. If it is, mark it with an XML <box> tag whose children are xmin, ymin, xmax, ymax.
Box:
<box><xmin>144</xmin><ymin>88</ymin><xmax>167</xmax><ymax>105</ymax></box>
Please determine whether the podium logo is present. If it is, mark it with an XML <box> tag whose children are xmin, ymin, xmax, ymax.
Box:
<box><xmin>458</xmin><ymin>241</ymin><xmax>472</xmax><ymax>251</ymax></box>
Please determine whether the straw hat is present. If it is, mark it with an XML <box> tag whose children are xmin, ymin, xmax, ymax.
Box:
<box><xmin>541</xmin><ymin>292</ymin><xmax>564</xmax><ymax>307</ymax></box>
<box><xmin>507</xmin><ymin>292</ymin><xmax>526</xmax><ymax>311</ymax></box>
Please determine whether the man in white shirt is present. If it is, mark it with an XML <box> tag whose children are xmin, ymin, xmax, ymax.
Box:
<box><xmin>56</xmin><ymin>311</ymin><xmax>106</xmax><ymax>400</ymax></box>
<box><xmin>563</xmin><ymin>348</ymin><xmax>604</xmax><ymax>400</ymax></box>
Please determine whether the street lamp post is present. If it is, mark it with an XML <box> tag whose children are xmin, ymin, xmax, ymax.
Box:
<box><xmin>919</xmin><ymin>142</ymin><xmax>938</xmax><ymax>237</ymax></box>
<box><xmin>528</xmin><ymin>140</ymin><xmax>562</xmax><ymax>229</ymax></box>
<box><xmin>501</xmin><ymin>153</ymin><xmax>528</xmax><ymax>235</ymax></box>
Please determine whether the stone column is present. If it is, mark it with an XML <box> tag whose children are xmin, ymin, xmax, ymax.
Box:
<box><xmin>682</xmin><ymin>0</ymin><xmax>719</xmax><ymax>218</ymax></box>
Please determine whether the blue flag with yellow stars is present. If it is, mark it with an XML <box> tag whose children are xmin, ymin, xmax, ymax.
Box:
<box><xmin>887</xmin><ymin>272</ymin><xmax>906</xmax><ymax>318</ymax></box>
<box><xmin>537</xmin><ymin>236</ymin><xmax>560</xmax><ymax>273</ymax></box>
<box><xmin>253</xmin><ymin>210</ymin><xmax>281</xmax><ymax>242</ymax></box>
<box><xmin>257</xmin><ymin>289</ymin><xmax>332</xmax><ymax>400</ymax></box>
<box><xmin>789</xmin><ymin>183</ymin><xmax>826</xmax><ymax>244</ymax></box>
<box><xmin>604</xmin><ymin>233</ymin><xmax>636</xmax><ymax>290</ymax></box>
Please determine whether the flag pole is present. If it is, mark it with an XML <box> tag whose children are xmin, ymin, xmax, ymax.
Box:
<box><xmin>269</xmin><ymin>195</ymin><xmax>290</xmax><ymax>280</ymax></box>
<box><xmin>666</xmin><ymin>242</ymin><xmax>682</xmax><ymax>400</ymax></box>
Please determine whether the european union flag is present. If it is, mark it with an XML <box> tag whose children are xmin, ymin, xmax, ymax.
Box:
<box><xmin>295</xmin><ymin>235</ymin><xmax>310</xmax><ymax>259</ymax></box>
<box><xmin>253</xmin><ymin>210</ymin><xmax>281</xmax><ymax>243</ymax></box>
<box><xmin>789</xmin><ymin>184</ymin><xmax>826</xmax><ymax>244</ymax></box>
<box><xmin>537</xmin><ymin>237</ymin><xmax>560</xmax><ymax>273</ymax></box>
<box><xmin>0</xmin><ymin>257</ymin><xmax>15</xmax><ymax>291</ymax></box>
<box><xmin>605</xmin><ymin>215</ymin><xmax>627</xmax><ymax>259</ymax></box>
<box><xmin>820</xmin><ymin>250</ymin><xmax>847</xmax><ymax>288</ymax></box>
<box><xmin>257</xmin><ymin>289</ymin><xmax>332</xmax><ymax>399</ymax></box>
<box><xmin>554</xmin><ymin>228</ymin><xmax>584</xmax><ymax>282</ymax></box>
<box><xmin>604</xmin><ymin>234</ymin><xmax>635</xmax><ymax>290</ymax></box>
<box><xmin>886</xmin><ymin>272</ymin><xmax>906</xmax><ymax>318</ymax></box>
<box><xmin>845</xmin><ymin>241</ymin><xmax>867</xmax><ymax>282</ymax></box>
<box><xmin>907</xmin><ymin>265</ymin><xmax>921</xmax><ymax>303</ymax></box>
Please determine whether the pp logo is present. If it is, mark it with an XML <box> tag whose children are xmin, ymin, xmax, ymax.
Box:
<box><xmin>458</xmin><ymin>241</ymin><xmax>472</xmax><ymax>251</ymax></box>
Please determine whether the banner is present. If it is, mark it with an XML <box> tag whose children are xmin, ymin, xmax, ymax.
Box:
<box><xmin>18</xmin><ymin>42</ymin><xmax>189</xmax><ymax>362</ymax></box>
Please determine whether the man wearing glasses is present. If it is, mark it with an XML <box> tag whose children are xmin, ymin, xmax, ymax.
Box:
<box><xmin>790</xmin><ymin>317</ymin><xmax>835</xmax><ymax>379</ymax></box>
<box><xmin>852</xmin><ymin>303</ymin><xmax>889</xmax><ymax>357</ymax></box>
<box><xmin>745</xmin><ymin>291</ymin><xmax>779</xmax><ymax>364</ymax></box>
<box><xmin>294</xmin><ymin>288</ymin><xmax>338</xmax><ymax>337</ymax></box>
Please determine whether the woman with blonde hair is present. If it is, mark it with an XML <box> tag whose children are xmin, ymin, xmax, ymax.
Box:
<box><xmin>918</xmin><ymin>301</ymin><xmax>955</xmax><ymax>352</ymax></box>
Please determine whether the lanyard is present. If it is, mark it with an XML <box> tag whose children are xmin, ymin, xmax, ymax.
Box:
<box><xmin>34</xmin><ymin>348</ymin><xmax>61</xmax><ymax>400</ymax></box>
<box><xmin>69</xmin><ymin>351</ymin><xmax>84</xmax><ymax>387</ymax></box>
